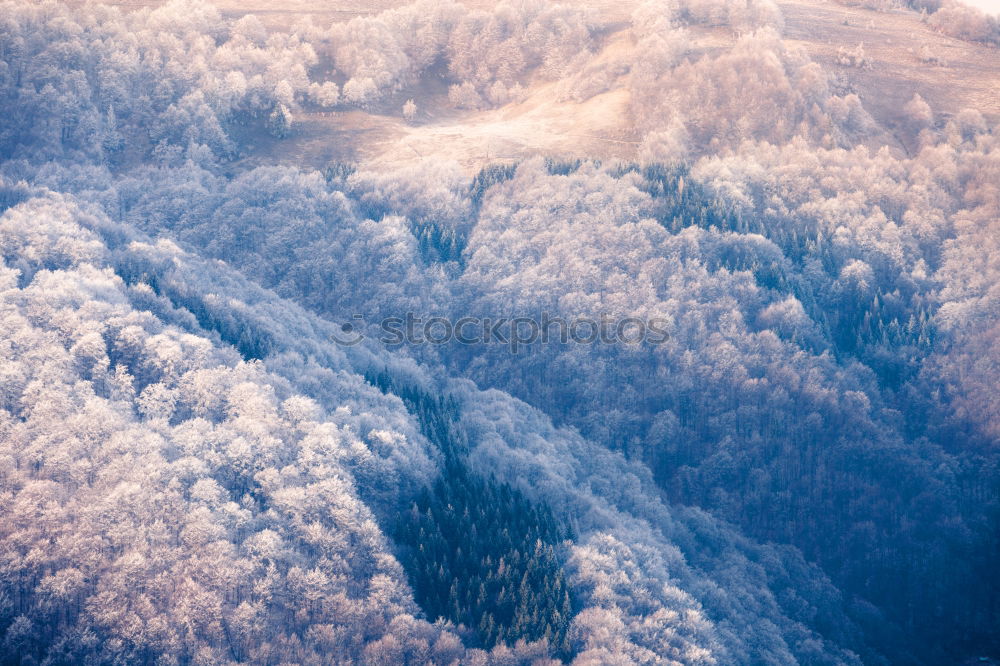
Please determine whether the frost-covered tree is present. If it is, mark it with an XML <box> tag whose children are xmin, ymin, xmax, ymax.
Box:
<box><xmin>403</xmin><ymin>98</ymin><xmax>418</xmax><ymax>121</ymax></box>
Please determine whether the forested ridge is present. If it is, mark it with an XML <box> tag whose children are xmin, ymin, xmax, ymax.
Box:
<box><xmin>1</xmin><ymin>0</ymin><xmax>999</xmax><ymax>663</ymax></box>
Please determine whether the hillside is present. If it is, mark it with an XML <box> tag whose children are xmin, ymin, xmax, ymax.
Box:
<box><xmin>70</xmin><ymin>0</ymin><xmax>1000</xmax><ymax>172</ymax></box>
<box><xmin>2</xmin><ymin>0</ymin><xmax>999</xmax><ymax>664</ymax></box>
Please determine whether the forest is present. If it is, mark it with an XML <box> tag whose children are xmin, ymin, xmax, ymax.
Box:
<box><xmin>1</xmin><ymin>0</ymin><xmax>998</xmax><ymax>664</ymax></box>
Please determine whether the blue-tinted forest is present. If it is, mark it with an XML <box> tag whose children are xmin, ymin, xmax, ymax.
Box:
<box><xmin>1</xmin><ymin>0</ymin><xmax>998</xmax><ymax>664</ymax></box>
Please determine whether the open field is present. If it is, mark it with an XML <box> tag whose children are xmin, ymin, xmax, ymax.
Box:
<box><xmin>780</xmin><ymin>0</ymin><xmax>1000</xmax><ymax>145</ymax></box>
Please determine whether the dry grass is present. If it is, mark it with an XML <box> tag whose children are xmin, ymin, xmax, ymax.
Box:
<box><xmin>779</xmin><ymin>0</ymin><xmax>1000</xmax><ymax>127</ymax></box>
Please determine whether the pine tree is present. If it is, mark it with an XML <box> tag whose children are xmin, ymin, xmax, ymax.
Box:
<box><xmin>369</xmin><ymin>371</ymin><xmax>577</xmax><ymax>659</ymax></box>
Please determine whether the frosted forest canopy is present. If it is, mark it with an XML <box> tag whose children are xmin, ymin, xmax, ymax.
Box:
<box><xmin>0</xmin><ymin>0</ymin><xmax>998</xmax><ymax>664</ymax></box>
